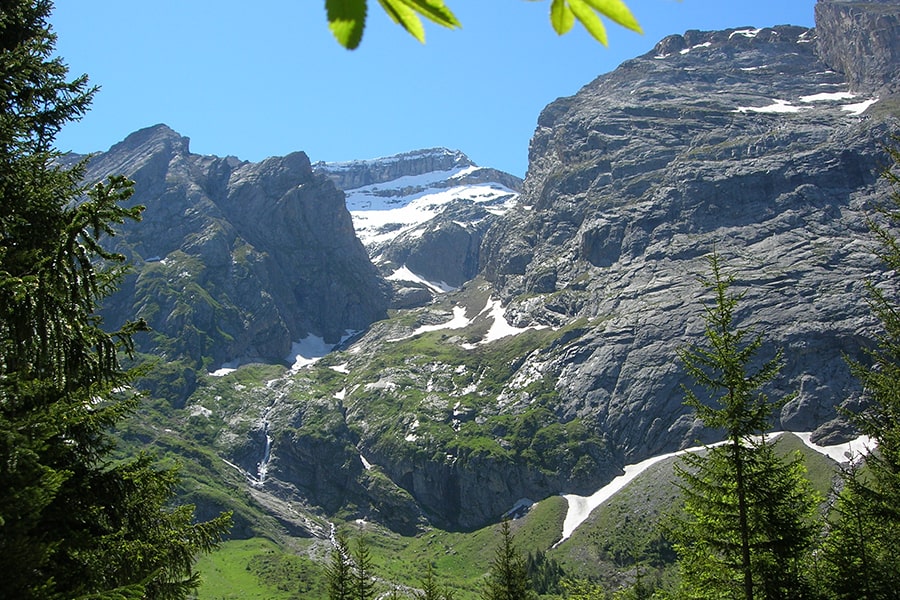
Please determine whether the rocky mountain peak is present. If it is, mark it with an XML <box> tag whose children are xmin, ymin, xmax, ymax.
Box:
<box><xmin>314</xmin><ymin>147</ymin><xmax>474</xmax><ymax>190</ymax></box>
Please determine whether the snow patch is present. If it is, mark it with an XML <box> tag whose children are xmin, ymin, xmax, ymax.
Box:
<box><xmin>387</xmin><ymin>265</ymin><xmax>457</xmax><ymax>293</ymax></box>
<box><xmin>392</xmin><ymin>306</ymin><xmax>472</xmax><ymax>341</ymax></box>
<box><xmin>799</xmin><ymin>91</ymin><xmax>856</xmax><ymax>103</ymax></box>
<box><xmin>209</xmin><ymin>359</ymin><xmax>240</xmax><ymax>377</ymax></box>
<box><xmin>680</xmin><ymin>41</ymin><xmax>712</xmax><ymax>54</ymax></box>
<box><xmin>730</xmin><ymin>28</ymin><xmax>762</xmax><ymax>39</ymax></box>
<box><xmin>288</xmin><ymin>331</ymin><xmax>358</xmax><ymax>370</ymax></box>
<box><xmin>794</xmin><ymin>432</ymin><xmax>874</xmax><ymax>463</ymax></box>
<box><xmin>503</xmin><ymin>498</ymin><xmax>535</xmax><ymax>520</ymax></box>
<box><xmin>735</xmin><ymin>99</ymin><xmax>804</xmax><ymax>114</ymax></box>
<box><xmin>556</xmin><ymin>441</ymin><xmax>725</xmax><ymax>546</ymax></box>
<box><xmin>360</xmin><ymin>455</ymin><xmax>374</xmax><ymax>470</ymax></box>
<box><xmin>461</xmin><ymin>297</ymin><xmax>549</xmax><ymax>348</ymax></box>
<box><xmin>842</xmin><ymin>98</ymin><xmax>879</xmax><ymax>115</ymax></box>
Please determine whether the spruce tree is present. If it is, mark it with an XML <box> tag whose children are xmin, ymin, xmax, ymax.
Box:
<box><xmin>481</xmin><ymin>520</ymin><xmax>537</xmax><ymax>600</ymax></box>
<box><xmin>418</xmin><ymin>562</ymin><xmax>455</xmax><ymax>600</ymax></box>
<box><xmin>327</xmin><ymin>533</ymin><xmax>353</xmax><ymax>600</ymax></box>
<box><xmin>673</xmin><ymin>252</ymin><xmax>819</xmax><ymax>600</ymax></box>
<box><xmin>0</xmin><ymin>2</ymin><xmax>229</xmax><ymax>598</ymax></box>
<box><xmin>352</xmin><ymin>536</ymin><xmax>376</xmax><ymax>600</ymax></box>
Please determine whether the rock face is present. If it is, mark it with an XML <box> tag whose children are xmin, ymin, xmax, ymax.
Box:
<box><xmin>815</xmin><ymin>0</ymin><xmax>900</xmax><ymax>95</ymax></box>
<box><xmin>90</xmin><ymin>125</ymin><xmax>390</xmax><ymax>369</ymax></box>
<box><xmin>480</xmin><ymin>20</ymin><xmax>900</xmax><ymax>460</ymax></box>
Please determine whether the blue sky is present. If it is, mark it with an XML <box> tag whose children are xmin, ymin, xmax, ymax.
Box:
<box><xmin>52</xmin><ymin>1</ymin><xmax>817</xmax><ymax>177</ymax></box>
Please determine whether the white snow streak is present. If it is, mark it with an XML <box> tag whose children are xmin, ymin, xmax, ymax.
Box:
<box><xmin>800</xmin><ymin>91</ymin><xmax>856</xmax><ymax>103</ymax></box>
<box><xmin>556</xmin><ymin>433</ymin><xmax>874</xmax><ymax>545</ymax></box>
<box><xmin>387</xmin><ymin>265</ymin><xmax>457</xmax><ymax>293</ymax></box>
<box><xmin>842</xmin><ymin>98</ymin><xmax>879</xmax><ymax>115</ymax></box>
<box><xmin>735</xmin><ymin>99</ymin><xmax>804</xmax><ymax>114</ymax></box>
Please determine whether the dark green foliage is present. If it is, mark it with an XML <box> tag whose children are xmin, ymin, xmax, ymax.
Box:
<box><xmin>353</xmin><ymin>536</ymin><xmax>377</xmax><ymax>600</ymax></box>
<box><xmin>821</xmin><ymin>143</ymin><xmax>900</xmax><ymax>599</ymax></box>
<box><xmin>481</xmin><ymin>521</ymin><xmax>537</xmax><ymax>600</ymax></box>
<box><xmin>418</xmin><ymin>562</ymin><xmax>456</xmax><ymax>600</ymax></box>
<box><xmin>0</xmin><ymin>2</ymin><xmax>229</xmax><ymax>598</ymax></box>
<box><xmin>525</xmin><ymin>550</ymin><xmax>564</xmax><ymax>595</ymax></box>
<box><xmin>674</xmin><ymin>253</ymin><xmax>819</xmax><ymax>600</ymax></box>
<box><xmin>328</xmin><ymin>534</ymin><xmax>354</xmax><ymax>600</ymax></box>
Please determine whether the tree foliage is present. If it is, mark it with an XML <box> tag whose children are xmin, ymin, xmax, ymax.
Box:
<box><xmin>820</xmin><ymin>144</ymin><xmax>900</xmax><ymax>599</ymax></box>
<box><xmin>674</xmin><ymin>253</ymin><xmax>819</xmax><ymax>600</ymax></box>
<box><xmin>0</xmin><ymin>1</ymin><xmax>230</xmax><ymax>598</ymax></box>
<box><xmin>327</xmin><ymin>533</ymin><xmax>354</xmax><ymax>600</ymax></box>
<box><xmin>324</xmin><ymin>0</ymin><xmax>641</xmax><ymax>49</ymax></box>
<box><xmin>481</xmin><ymin>520</ymin><xmax>537</xmax><ymax>600</ymax></box>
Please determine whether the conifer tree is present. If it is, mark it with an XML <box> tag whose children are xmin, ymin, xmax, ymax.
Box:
<box><xmin>352</xmin><ymin>536</ymin><xmax>377</xmax><ymax>600</ymax></box>
<box><xmin>327</xmin><ymin>533</ymin><xmax>353</xmax><ymax>600</ymax></box>
<box><xmin>481</xmin><ymin>520</ymin><xmax>537</xmax><ymax>600</ymax></box>
<box><xmin>0</xmin><ymin>2</ymin><xmax>230</xmax><ymax>598</ymax></box>
<box><xmin>673</xmin><ymin>252</ymin><xmax>819</xmax><ymax>600</ymax></box>
<box><xmin>417</xmin><ymin>562</ymin><xmax>455</xmax><ymax>600</ymax></box>
<box><xmin>821</xmin><ymin>144</ymin><xmax>900</xmax><ymax>599</ymax></box>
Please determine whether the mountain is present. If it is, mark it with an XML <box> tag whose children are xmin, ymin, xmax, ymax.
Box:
<box><xmin>314</xmin><ymin>149</ymin><xmax>521</xmax><ymax>305</ymax></box>
<box><xmin>83</xmin><ymin>124</ymin><xmax>391</xmax><ymax>378</ymax></box>
<box><xmin>480</xmin><ymin>15</ymin><xmax>899</xmax><ymax>458</ymax></box>
<box><xmin>88</xmin><ymin>0</ymin><xmax>900</xmax><ymax>540</ymax></box>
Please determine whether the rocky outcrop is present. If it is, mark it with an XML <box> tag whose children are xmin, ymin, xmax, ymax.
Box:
<box><xmin>815</xmin><ymin>0</ymin><xmax>900</xmax><ymax>95</ymax></box>
<box><xmin>480</xmin><ymin>21</ymin><xmax>899</xmax><ymax>459</ymax></box>
<box><xmin>91</xmin><ymin>125</ymin><xmax>390</xmax><ymax>368</ymax></box>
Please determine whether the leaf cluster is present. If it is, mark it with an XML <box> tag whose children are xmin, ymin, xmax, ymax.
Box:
<box><xmin>324</xmin><ymin>0</ymin><xmax>641</xmax><ymax>49</ymax></box>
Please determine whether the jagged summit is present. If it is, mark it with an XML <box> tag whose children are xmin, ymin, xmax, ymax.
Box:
<box><xmin>314</xmin><ymin>147</ymin><xmax>474</xmax><ymax>190</ymax></box>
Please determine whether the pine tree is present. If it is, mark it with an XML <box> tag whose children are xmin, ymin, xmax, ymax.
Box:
<box><xmin>327</xmin><ymin>533</ymin><xmax>353</xmax><ymax>600</ymax></box>
<box><xmin>821</xmin><ymin>144</ymin><xmax>900</xmax><ymax>599</ymax></box>
<box><xmin>0</xmin><ymin>2</ymin><xmax>230</xmax><ymax>598</ymax></box>
<box><xmin>673</xmin><ymin>252</ymin><xmax>819</xmax><ymax>600</ymax></box>
<box><xmin>353</xmin><ymin>536</ymin><xmax>377</xmax><ymax>600</ymax></box>
<box><xmin>416</xmin><ymin>562</ymin><xmax>456</xmax><ymax>600</ymax></box>
<box><xmin>481</xmin><ymin>520</ymin><xmax>537</xmax><ymax>600</ymax></box>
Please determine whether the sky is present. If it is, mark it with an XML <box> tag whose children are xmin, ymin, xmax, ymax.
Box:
<box><xmin>51</xmin><ymin>1</ymin><xmax>818</xmax><ymax>178</ymax></box>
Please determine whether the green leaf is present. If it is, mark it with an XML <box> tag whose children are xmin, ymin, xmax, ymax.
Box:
<box><xmin>399</xmin><ymin>0</ymin><xmax>461</xmax><ymax>28</ymax></box>
<box><xmin>550</xmin><ymin>0</ymin><xmax>575</xmax><ymax>35</ymax></box>
<box><xmin>583</xmin><ymin>0</ymin><xmax>643</xmax><ymax>33</ymax></box>
<box><xmin>567</xmin><ymin>0</ymin><xmax>608</xmax><ymax>46</ymax></box>
<box><xmin>326</xmin><ymin>0</ymin><xmax>368</xmax><ymax>50</ymax></box>
<box><xmin>378</xmin><ymin>0</ymin><xmax>426</xmax><ymax>43</ymax></box>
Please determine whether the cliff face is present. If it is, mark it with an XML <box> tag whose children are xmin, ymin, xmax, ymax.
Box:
<box><xmin>480</xmin><ymin>20</ymin><xmax>899</xmax><ymax>458</ymax></box>
<box><xmin>815</xmin><ymin>0</ymin><xmax>900</xmax><ymax>95</ymax></box>
<box><xmin>90</xmin><ymin>125</ymin><xmax>390</xmax><ymax>370</ymax></box>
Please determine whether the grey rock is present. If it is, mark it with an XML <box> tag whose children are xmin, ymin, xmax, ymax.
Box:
<box><xmin>92</xmin><ymin>124</ymin><xmax>390</xmax><ymax>368</ymax></box>
<box><xmin>815</xmin><ymin>0</ymin><xmax>900</xmax><ymax>95</ymax></box>
<box><xmin>480</xmin><ymin>19</ymin><xmax>900</xmax><ymax>461</ymax></box>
